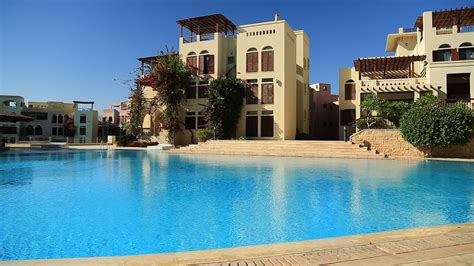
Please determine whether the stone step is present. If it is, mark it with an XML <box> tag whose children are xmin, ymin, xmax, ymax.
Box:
<box><xmin>173</xmin><ymin>140</ymin><xmax>387</xmax><ymax>159</ymax></box>
<box><xmin>176</xmin><ymin>150</ymin><xmax>386</xmax><ymax>159</ymax></box>
<box><xmin>195</xmin><ymin>144</ymin><xmax>366</xmax><ymax>150</ymax></box>
<box><xmin>184</xmin><ymin>147</ymin><xmax>377</xmax><ymax>155</ymax></box>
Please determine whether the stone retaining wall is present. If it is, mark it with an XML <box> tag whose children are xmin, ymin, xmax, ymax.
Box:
<box><xmin>350</xmin><ymin>129</ymin><xmax>474</xmax><ymax>159</ymax></box>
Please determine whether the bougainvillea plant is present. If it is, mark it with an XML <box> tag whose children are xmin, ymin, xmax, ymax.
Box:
<box><xmin>203</xmin><ymin>77</ymin><xmax>245</xmax><ymax>139</ymax></box>
<box><xmin>146</xmin><ymin>51</ymin><xmax>193</xmax><ymax>143</ymax></box>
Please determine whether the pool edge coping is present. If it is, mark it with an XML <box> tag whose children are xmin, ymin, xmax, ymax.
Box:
<box><xmin>1</xmin><ymin>222</ymin><xmax>472</xmax><ymax>265</ymax></box>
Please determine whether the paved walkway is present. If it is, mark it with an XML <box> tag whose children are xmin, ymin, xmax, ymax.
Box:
<box><xmin>2</xmin><ymin>223</ymin><xmax>473</xmax><ymax>265</ymax></box>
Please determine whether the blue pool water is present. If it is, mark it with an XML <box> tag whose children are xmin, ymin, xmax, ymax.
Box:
<box><xmin>0</xmin><ymin>150</ymin><xmax>473</xmax><ymax>260</ymax></box>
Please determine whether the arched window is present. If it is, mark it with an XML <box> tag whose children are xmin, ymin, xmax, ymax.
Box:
<box><xmin>52</xmin><ymin>114</ymin><xmax>57</xmax><ymax>123</ymax></box>
<box><xmin>57</xmin><ymin>114</ymin><xmax>63</xmax><ymax>124</ymax></box>
<box><xmin>26</xmin><ymin>125</ymin><xmax>34</xmax><ymax>135</ymax></box>
<box><xmin>246</xmin><ymin>48</ymin><xmax>258</xmax><ymax>73</ymax></box>
<box><xmin>198</xmin><ymin>50</ymin><xmax>214</xmax><ymax>74</ymax></box>
<box><xmin>434</xmin><ymin>44</ymin><xmax>452</xmax><ymax>62</ymax></box>
<box><xmin>108</xmin><ymin>116</ymin><xmax>113</xmax><ymax>122</ymax></box>
<box><xmin>186</xmin><ymin>52</ymin><xmax>197</xmax><ymax>70</ymax></box>
<box><xmin>459</xmin><ymin>42</ymin><xmax>474</xmax><ymax>61</ymax></box>
<box><xmin>261</xmin><ymin>46</ymin><xmax>274</xmax><ymax>72</ymax></box>
<box><xmin>34</xmin><ymin>125</ymin><xmax>43</xmax><ymax>136</ymax></box>
<box><xmin>344</xmin><ymin>80</ymin><xmax>356</xmax><ymax>100</ymax></box>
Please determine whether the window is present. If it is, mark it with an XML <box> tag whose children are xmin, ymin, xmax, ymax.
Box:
<box><xmin>57</xmin><ymin>115</ymin><xmax>63</xmax><ymax>124</ymax></box>
<box><xmin>245</xmin><ymin>111</ymin><xmax>258</xmax><ymax>137</ymax></box>
<box><xmin>459</xmin><ymin>42</ymin><xmax>474</xmax><ymax>61</ymax></box>
<box><xmin>108</xmin><ymin>116</ymin><xmax>112</xmax><ymax>122</ymax></box>
<box><xmin>80</xmin><ymin>126</ymin><xmax>86</xmax><ymax>135</ymax></box>
<box><xmin>0</xmin><ymin>126</ymin><xmax>17</xmax><ymax>134</ymax></box>
<box><xmin>344</xmin><ymin>80</ymin><xmax>356</xmax><ymax>100</ymax></box>
<box><xmin>186</xmin><ymin>82</ymin><xmax>197</xmax><ymax>99</ymax></box>
<box><xmin>246</xmin><ymin>48</ymin><xmax>258</xmax><ymax>72</ymax></box>
<box><xmin>261</xmin><ymin>110</ymin><xmax>274</xmax><ymax>137</ymax></box>
<box><xmin>198</xmin><ymin>51</ymin><xmax>214</xmax><ymax>74</ymax></box>
<box><xmin>186</xmin><ymin>52</ymin><xmax>197</xmax><ymax>70</ymax></box>
<box><xmin>197</xmin><ymin>112</ymin><xmax>206</xmax><ymax>129</ymax></box>
<box><xmin>52</xmin><ymin>127</ymin><xmax>57</xmax><ymax>136</ymax></box>
<box><xmin>433</xmin><ymin>44</ymin><xmax>452</xmax><ymax>62</ymax></box>
<box><xmin>80</xmin><ymin>115</ymin><xmax>86</xmax><ymax>123</ymax></box>
<box><xmin>34</xmin><ymin>125</ymin><xmax>43</xmax><ymax>136</ymax></box>
<box><xmin>340</xmin><ymin>109</ymin><xmax>356</xmax><ymax>126</ymax></box>
<box><xmin>261</xmin><ymin>46</ymin><xmax>274</xmax><ymax>72</ymax></box>
<box><xmin>198</xmin><ymin>81</ymin><xmax>209</xmax><ymax>98</ymax></box>
<box><xmin>52</xmin><ymin>114</ymin><xmax>57</xmax><ymax>123</ymax></box>
<box><xmin>3</xmin><ymin>100</ymin><xmax>17</xmax><ymax>107</ymax></box>
<box><xmin>246</xmin><ymin>79</ymin><xmax>258</xmax><ymax>104</ymax></box>
<box><xmin>261</xmin><ymin>81</ymin><xmax>274</xmax><ymax>104</ymax></box>
<box><xmin>58</xmin><ymin>127</ymin><xmax>63</xmax><ymax>136</ymax></box>
<box><xmin>185</xmin><ymin>112</ymin><xmax>196</xmax><ymax>129</ymax></box>
<box><xmin>227</xmin><ymin>56</ymin><xmax>235</xmax><ymax>64</ymax></box>
<box><xmin>26</xmin><ymin>125</ymin><xmax>34</xmax><ymax>135</ymax></box>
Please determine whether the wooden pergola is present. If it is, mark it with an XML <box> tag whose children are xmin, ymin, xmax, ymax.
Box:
<box><xmin>414</xmin><ymin>7</ymin><xmax>474</xmax><ymax>29</ymax></box>
<box><xmin>176</xmin><ymin>14</ymin><xmax>236</xmax><ymax>37</ymax></box>
<box><xmin>354</xmin><ymin>55</ymin><xmax>427</xmax><ymax>79</ymax></box>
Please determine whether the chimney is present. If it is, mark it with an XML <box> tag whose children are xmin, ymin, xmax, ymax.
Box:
<box><xmin>274</xmin><ymin>14</ymin><xmax>280</xmax><ymax>21</ymax></box>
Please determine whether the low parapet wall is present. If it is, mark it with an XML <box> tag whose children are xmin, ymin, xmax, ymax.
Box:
<box><xmin>350</xmin><ymin>129</ymin><xmax>474</xmax><ymax>159</ymax></box>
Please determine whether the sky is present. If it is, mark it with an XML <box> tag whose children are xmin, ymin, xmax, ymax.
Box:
<box><xmin>0</xmin><ymin>0</ymin><xmax>471</xmax><ymax>113</ymax></box>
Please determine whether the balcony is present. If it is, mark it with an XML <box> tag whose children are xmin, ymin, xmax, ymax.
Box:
<box><xmin>402</xmin><ymin>27</ymin><xmax>417</xmax><ymax>33</ymax></box>
<box><xmin>436</xmin><ymin>28</ymin><xmax>453</xmax><ymax>35</ymax></box>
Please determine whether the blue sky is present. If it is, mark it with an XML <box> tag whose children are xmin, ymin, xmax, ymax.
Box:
<box><xmin>0</xmin><ymin>0</ymin><xmax>471</xmax><ymax>112</ymax></box>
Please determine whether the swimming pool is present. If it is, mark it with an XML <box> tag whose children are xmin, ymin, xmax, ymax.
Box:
<box><xmin>0</xmin><ymin>150</ymin><xmax>473</xmax><ymax>260</ymax></box>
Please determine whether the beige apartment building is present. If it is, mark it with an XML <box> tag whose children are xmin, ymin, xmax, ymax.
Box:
<box><xmin>338</xmin><ymin>7</ymin><xmax>474</xmax><ymax>139</ymax></box>
<box><xmin>138</xmin><ymin>14</ymin><xmax>310</xmax><ymax>145</ymax></box>
<box><xmin>309</xmin><ymin>83</ymin><xmax>339</xmax><ymax>140</ymax></box>
<box><xmin>0</xmin><ymin>95</ymin><xmax>98</xmax><ymax>143</ymax></box>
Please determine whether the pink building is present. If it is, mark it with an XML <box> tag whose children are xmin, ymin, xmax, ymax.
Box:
<box><xmin>309</xmin><ymin>83</ymin><xmax>339</xmax><ymax>140</ymax></box>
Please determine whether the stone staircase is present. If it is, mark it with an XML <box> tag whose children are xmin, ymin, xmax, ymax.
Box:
<box><xmin>172</xmin><ymin>140</ymin><xmax>387</xmax><ymax>159</ymax></box>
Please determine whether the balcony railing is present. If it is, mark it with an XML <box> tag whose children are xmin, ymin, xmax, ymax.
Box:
<box><xmin>459</xmin><ymin>25</ymin><xmax>474</xmax><ymax>33</ymax></box>
<box><xmin>436</xmin><ymin>28</ymin><xmax>453</xmax><ymax>35</ymax></box>
<box><xmin>402</xmin><ymin>27</ymin><xmax>417</xmax><ymax>33</ymax></box>
<box><xmin>361</xmin><ymin>78</ymin><xmax>427</xmax><ymax>88</ymax></box>
<box><xmin>183</xmin><ymin>36</ymin><xmax>197</xmax><ymax>43</ymax></box>
<box><xmin>199</xmin><ymin>33</ymin><xmax>215</xmax><ymax>41</ymax></box>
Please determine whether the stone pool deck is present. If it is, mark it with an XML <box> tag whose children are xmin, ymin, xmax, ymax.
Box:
<box><xmin>2</xmin><ymin>223</ymin><xmax>473</xmax><ymax>265</ymax></box>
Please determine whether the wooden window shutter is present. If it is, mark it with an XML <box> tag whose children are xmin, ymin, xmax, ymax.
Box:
<box><xmin>198</xmin><ymin>55</ymin><xmax>204</xmax><ymax>74</ymax></box>
<box><xmin>262</xmin><ymin>52</ymin><xmax>268</xmax><ymax>71</ymax></box>
<box><xmin>246</xmin><ymin>53</ymin><xmax>252</xmax><ymax>72</ymax></box>
<box><xmin>268</xmin><ymin>51</ymin><xmax>274</xmax><ymax>71</ymax></box>
<box><xmin>253</xmin><ymin>53</ymin><xmax>259</xmax><ymax>72</ymax></box>
<box><xmin>351</xmin><ymin>83</ymin><xmax>356</xmax><ymax>100</ymax></box>
<box><xmin>451</xmin><ymin>49</ymin><xmax>458</xmax><ymax>61</ymax></box>
<box><xmin>267</xmin><ymin>84</ymin><xmax>274</xmax><ymax>104</ymax></box>
<box><xmin>262</xmin><ymin>84</ymin><xmax>268</xmax><ymax>103</ymax></box>
<box><xmin>208</xmin><ymin>55</ymin><xmax>214</xmax><ymax>74</ymax></box>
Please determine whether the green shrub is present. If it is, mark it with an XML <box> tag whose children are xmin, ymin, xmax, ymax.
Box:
<box><xmin>117</xmin><ymin>134</ymin><xmax>137</xmax><ymax>147</ymax></box>
<box><xmin>238</xmin><ymin>136</ymin><xmax>247</xmax><ymax>140</ymax></box>
<box><xmin>196</xmin><ymin>128</ymin><xmax>214</xmax><ymax>142</ymax></box>
<box><xmin>400</xmin><ymin>103</ymin><xmax>473</xmax><ymax>151</ymax></box>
